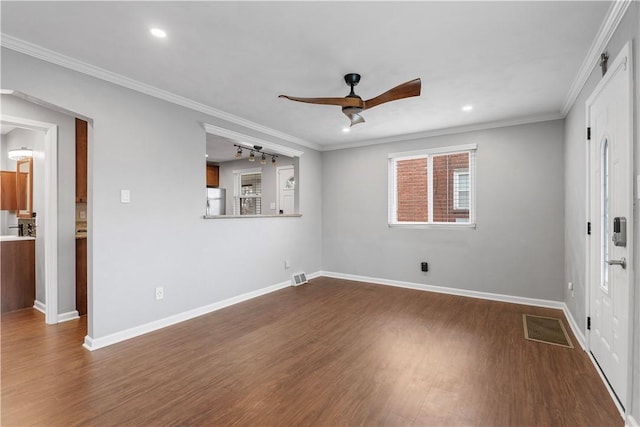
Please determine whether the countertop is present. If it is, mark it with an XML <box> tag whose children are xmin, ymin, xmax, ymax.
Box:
<box><xmin>0</xmin><ymin>236</ymin><xmax>36</xmax><ymax>242</ymax></box>
<box><xmin>203</xmin><ymin>214</ymin><xmax>302</xmax><ymax>219</ymax></box>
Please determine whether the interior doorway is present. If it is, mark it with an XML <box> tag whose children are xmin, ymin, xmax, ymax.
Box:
<box><xmin>586</xmin><ymin>41</ymin><xmax>633</xmax><ymax>413</ymax></box>
<box><xmin>1</xmin><ymin>115</ymin><xmax>59</xmax><ymax>325</ymax></box>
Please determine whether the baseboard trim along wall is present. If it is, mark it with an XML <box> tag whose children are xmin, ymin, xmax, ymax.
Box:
<box><xmin>83</xmin><ymin>275</ymin><xmax>320</xmax><ymax>351</ymax></box>
<box><xmin>319</xmin><ymin>271</ymin><xmax>565</xmax><ymax>309</ymax></box>
<box><xmin>33</xmin><ymin>300</ymin><xmax>46</xmax><ymax>314</ymax></box>
<box><xmin>33</xmin><ymin>301</ymin><xmax>80</xmax><ymax>323</ymax></box>
<box><xmin>58</xmin><ymin>310</ymin><xmax>79</xmax><ymax>323</ymax></box>
<box><xmin>560</xmin><ymin>304</ymin><xmax>586</xmax><ymax>350</ymax></box>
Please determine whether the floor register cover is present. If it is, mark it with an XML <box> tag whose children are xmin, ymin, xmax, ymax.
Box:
<box><xmin>523</xmin><ymin>314</ymin><xmax>574</xmax><ymax>349</ymax></box>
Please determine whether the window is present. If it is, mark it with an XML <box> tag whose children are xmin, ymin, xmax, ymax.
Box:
<box><xmin>388</xmin><ymin>144</ymin><xmax>476</xmax><ymax>227</ymax></box>
<box><xmin>453</xmin><ymin>169</ymin><xmax>470</xmax><ymax>210</ymax></box>
<box><xmin>233</xmin><ymin>169</ymin><xmax>262</xmax><ymax>215</ymax></box>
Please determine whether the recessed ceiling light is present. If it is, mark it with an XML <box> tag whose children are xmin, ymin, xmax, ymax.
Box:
<box><xmin>342</xmin><ymin>127</ymin><xmax>351</xmax><ymax>133</ymax></box>
<box><xmin>150</xmin><ymin>28</ymin><xmax>167</xmax><ymax>38</ymax></box>
<box><xmin>462</xmin><ymin>105</ymin><xmax>473</xmax><ymax>112</ymax></box>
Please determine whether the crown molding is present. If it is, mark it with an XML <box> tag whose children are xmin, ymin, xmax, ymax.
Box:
<box><xmin>561</xmin><ymin>0</ymin><xmax>632</xmax><ymax>116</ymax></box>
<box><xmin>0</xmin><ymin>33</ymin><xmax>318</xmax><ymax>151</ymax></box>
<box><xmin>203</xmin><ymin>123</ymin><xmax>304</xmax><ymax>158</ymax></box>
<box><xmin>322</xmin><ymin>113</ymin><xmax>564</xmax><ymax>151</ymax></box>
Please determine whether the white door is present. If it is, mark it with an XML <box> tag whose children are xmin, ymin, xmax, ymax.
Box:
<box><xmin>277</xmin><ymin>166</ymin><xmax>295</xmax><ymax>214</ymax></box>
<box><xmin>587</xmin><ymin>42</ymin><xmax>632</xmax><ymax>409</ymax></box>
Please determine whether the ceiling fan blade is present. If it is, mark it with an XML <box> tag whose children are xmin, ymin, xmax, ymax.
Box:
<box><xmin>363</xmin><ymin>78</ymin><xmax>421</xmax><ymax>110</ymax></box>
<box><xmin>279</xmin><ymin>95</ymin><xmax>363</xmax><ymax>108</ymax></box>
<box><xmin>344</xmin><ymin>112</ymin><xmax>365</xmax><ymax>127</ymax></box>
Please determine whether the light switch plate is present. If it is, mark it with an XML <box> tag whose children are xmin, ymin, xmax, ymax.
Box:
<box><xmin>120</xmin><ymin>189</ymin><xmax>130</xmax><ymax>203</ymax></box>
<box><xmin>79</xmin><ymin>211</ymin><xmax>86</xmax><ymax>220</ymax></box>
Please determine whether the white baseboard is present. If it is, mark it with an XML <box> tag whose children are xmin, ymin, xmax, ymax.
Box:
<box><xmin>33</xmin><ymin>300</ymin><xmax>46</xmax><ymax>314</ymax></box>
<box><xmin>561</xmin><ymin>303</ymin><xmax>586</xmax><ymax>350</ymax></box>
<box><xmin>83</xmin><ymin>277</ymin><xmax>301</xmax><ymax>351</ymax></box>
<box><xmin>58</xmin><ymin>310</ymin><xmax>79</xmax><ymax>323</ymax></box>
<box><xmin>586</xmin><ymin>350</ymin><xmax>626</xmax><ymax>419</ymax></box>
<box><xmin>627</xmin><ymin>414</ymin><xmax>639</xmax><ymax>427</ymax></box>
<box><xmin>319</xmin><ymin>271</ymin><xmax>565</xmax><ymax>309</ymax></box>
<box><xmin>32</xmin><ymin>301</ymin><xmax>79</xmax><ymax>323</ymax></box>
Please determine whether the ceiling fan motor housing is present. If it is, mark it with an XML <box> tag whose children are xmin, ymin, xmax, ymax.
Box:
<box><xmin>342</xmin><ymin>105</ymin><xmax>363</xmax><ymax>115</ymax></box>
<box><xmin>344</xmin><ymin>73</ymin><xmax>361</xmax><ymax>87</ymax></box>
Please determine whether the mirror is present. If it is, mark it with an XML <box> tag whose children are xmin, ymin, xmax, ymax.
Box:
<box><xmin>16</xmin><ymin>157</ymin><xmax>33</xmax><ymax>218</ymax></box>
<box><xmin>204</xmin><ymin>129</ymin><xmax>301</xmax><ymax>217</ymax></box>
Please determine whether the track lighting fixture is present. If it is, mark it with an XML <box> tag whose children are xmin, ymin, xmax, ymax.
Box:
<box><xmin>233</xmin><ymin>144</ymin><xmax>278</xmax><ymax>166</ymax></box>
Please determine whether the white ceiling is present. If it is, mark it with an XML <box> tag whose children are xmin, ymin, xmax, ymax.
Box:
<box><xmin>1</xmin><ymin>1</ymin><xmax>612</xmax><ymax>149</ymax></box>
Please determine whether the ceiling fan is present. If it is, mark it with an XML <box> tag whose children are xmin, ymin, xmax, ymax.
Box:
<box><xmin>279</xmin><ymin>73</ymin><xmax>421</xmax><ymax>127</ymax></box>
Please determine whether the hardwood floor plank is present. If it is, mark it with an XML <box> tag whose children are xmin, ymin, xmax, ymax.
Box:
<box><xmin>1</xmin><ymin>277</ymin><xmax>622</xmax><ymax>426</ymax></box>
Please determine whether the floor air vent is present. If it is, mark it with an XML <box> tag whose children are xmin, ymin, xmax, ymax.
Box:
<box><xmin>291</xmin><ymin>273</ymin><xmax>308</xmax><ymax>286</ymax></box>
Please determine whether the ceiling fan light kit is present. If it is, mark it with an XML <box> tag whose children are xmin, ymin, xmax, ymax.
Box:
<box><xmin>279</xmin><ymin>73</ymin><xmax>421</xmax><ymax>127</ymax></box>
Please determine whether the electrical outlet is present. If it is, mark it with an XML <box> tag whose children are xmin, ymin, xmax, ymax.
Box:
<box><xmin>155</xmin><ymin>286</ymin><xmax>164</xmax><ymax>300</ymax></box>
<box><xmin>284</xmin><ymin>260</ymin><xmax>291</xmax><ymax>269</ymax></box>
<box><xmin>79</xmin><ymin>211</ymin><xmax>86</xmax><ymax>220</ymax></box>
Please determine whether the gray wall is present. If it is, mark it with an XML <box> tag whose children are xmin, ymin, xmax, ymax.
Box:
<box><xmin>1</xmin><ymin>48</ymin><xmax>323</xmax><ymax>339</ymax></box>
<box><xmin>563</xmin><ymin>3</ymin><xmax>639</xmax><ymax>419</ymax></box>
<box><xmin>322</xmin><ymin>120</ymin><xmax>565</xmax><ymax>301</ymax></box>
<box><xmin>1</xmin><ymin>98</ymin><xmax>76</xmax><ymax>314</ymax></box>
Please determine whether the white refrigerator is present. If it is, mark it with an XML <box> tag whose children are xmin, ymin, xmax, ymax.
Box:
<box><xmin>206</xmin><ymin>188</ymin><xmax>226</xmax><ymax>216</ymax></box>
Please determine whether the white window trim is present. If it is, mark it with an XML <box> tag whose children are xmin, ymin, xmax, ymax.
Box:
<box><xmin>453</xmin><ymin>169</ymin><xmax>470</xmax><ymax>210</ymax></box>
<box><xmin>388</xmin><ymin>144</ymin><xmax>477</xmax><ymax>229</ymax></box>
<box><xmin>233</xmin><ymin>167</ymin><xmax>262</xmax><ymax>215</ymax></box>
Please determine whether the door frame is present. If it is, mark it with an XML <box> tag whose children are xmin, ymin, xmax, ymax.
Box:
<box><xmin>1</xmin><ymin>114</ymin><xmax>58</xmax><ymax>325</ymax></box>
<box><xmin>584</xmin><ymin>41</ymin><xmax>634</xmax><ymax>416</ymax></box>
<box><xmin>276</xmin><ymin>165</ymin><xmax>294</xmax><ymax>214</ymax></box>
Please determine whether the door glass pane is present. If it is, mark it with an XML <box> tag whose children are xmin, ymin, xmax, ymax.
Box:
<box><xmin>601</xmin><ymin>139</ymin><xmax>609</xmax><ymax>291</ymax></box>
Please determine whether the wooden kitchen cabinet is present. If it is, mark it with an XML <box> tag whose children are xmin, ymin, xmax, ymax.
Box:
<box><xmin>1</xmin><ymin>171</ymin><xmax>17</xmax><ymax>210</ymax></box>
<box><xmin>206</xmin><ymin>164</ymin><xmax>219</xmax><ymax>188</ymax></box>
<box><xmin>1</xmin><ymin>239</ymin><xmax>35</xmax><ymax>313</ymax></box>
<box><xmin>76</xmin><ymin>118</ymin><xmax>88</xmax><ymax>203</ymax></box>
<box><xmin>76</xmin><ymin>237</ymin><xmax>87</xmax><ymax>316</ymax></box>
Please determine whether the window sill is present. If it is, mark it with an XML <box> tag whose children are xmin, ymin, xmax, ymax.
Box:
<box><xmin>203</xmin><ymin>214</ymin><xmax>302</xmax><ymax>219</ymax></box>
<box><xmin>388</xmin><ymin>222</ymin><xmax>476</xmax><ymax>230</ymax></box>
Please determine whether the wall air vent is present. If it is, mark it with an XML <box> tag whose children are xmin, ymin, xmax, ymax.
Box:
<box><xmin>291</xmin><ymin>273</ymin><xmax>308</xmax><ymax>286</ymax></box>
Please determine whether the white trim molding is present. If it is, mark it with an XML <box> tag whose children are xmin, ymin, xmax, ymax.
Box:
<box><xmin>203</xmin><ymin>123</ymin><xmax>310</xmax><ymax>156</ymax></box>
<box><xmin>32</xmin><ymin>302</ymin><xmax>80</xmax><ymax>323</ymax></box>
<box><xmin>561</xmin><ymin>0</ymin><xmax>633</xmax><ymax>115</ymax></box>
<box><xmin>627</xmin><ymin>415</ymin><xmax>639</xmax><ymax>427</ymax></box>
<box><xmin>58</xmin><ymin>310</ymin><xmax>80</xmax><ymax>323</ymax></box>
<box><xmin>0</xmin><ymin>33</ymin><xmax>317</xmax><ymax>151</ymax></box>
<box><xmin>82</xmin><ymin>276</ymin><xmax>313</xmax><ymax>351</ymax></box>
<box><xmin>33</xmin><ymin>300</ymin><xmax>46</xmax><ymax>315</ymax></box>
<box><xmin>319</xmin><ymin>271</ymin><xmax>565</xmax><ymax>310</ymax></box>
<box><xmin>561</xmin><ymin>304</ymin><xmax>586</xmax><ymax>350</ymax></box>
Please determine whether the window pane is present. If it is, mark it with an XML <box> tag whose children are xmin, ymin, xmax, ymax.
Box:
<box><xmin>395</xmin><ymin>158</ymin><xmax>428</xmax><ymax>222</ymax></box>
<box><xmin>433</xmin><ymin>153</ymin><xmax>470</xmax><ymax>223</ymax></box>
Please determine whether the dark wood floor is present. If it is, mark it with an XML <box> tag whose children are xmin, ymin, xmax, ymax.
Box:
<box><xmin>1</xmin><ymin>277</ymin><xmax>622</xmax><ymax>426</ymax></box>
